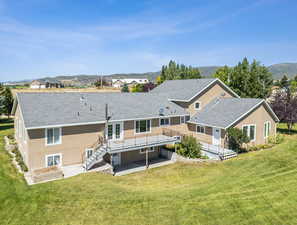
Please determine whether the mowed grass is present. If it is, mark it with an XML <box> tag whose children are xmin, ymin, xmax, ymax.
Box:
<box><xmin>1</xmin><ymin>120</ymin><xmax>297</xmax><ymax>225</ymax></box>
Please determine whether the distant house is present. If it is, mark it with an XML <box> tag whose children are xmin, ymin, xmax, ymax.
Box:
<box><xmin>112</xmin><ymin>78</ymin><xmax>149</xmax><ymax>88</ymax></box>
<box><xmin>30</xmin><ymin>80</ymin><xmax>63</xmax><ymax>89</ymax></box>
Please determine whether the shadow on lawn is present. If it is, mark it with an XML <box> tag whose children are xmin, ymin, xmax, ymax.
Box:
<box><xmin>0</xmin><ymin>119</ymin><xmax>14</xmax><ymax>131</ymax></box>
<box><xmin>277</xmin><ymin>128</ymin><xmax>297</xmax><ymax>135</ymax></box>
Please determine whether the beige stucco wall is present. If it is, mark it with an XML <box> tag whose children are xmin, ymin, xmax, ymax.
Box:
<box><xmin>174</xmin><ymin>81</ymin><xmax>236</xmax><ymax>116</ymax></box>
<box><xmin>27</xmin><ymin>124</ymin><xmax>105</xmax><ymax>171</ymax></box>
<box><xmin>233</xmin><ymin>104</ymin><xmax>276</xmax><ymax>145</ymax></box>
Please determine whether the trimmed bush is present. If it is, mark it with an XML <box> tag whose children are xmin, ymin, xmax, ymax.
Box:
<box><xmin>177</xmin><ymin>136</ymin><xmax>202</xmax><ymax>158</ymax></box>
<box><xmin>268</xmin><ymin>134</ymin><xmax>284</xmax><ymax>145</ymax></box>
<box><xmin>226</xmin><ymin>128</ymin><xmax>250</xmax><ymax>152</ymax></box>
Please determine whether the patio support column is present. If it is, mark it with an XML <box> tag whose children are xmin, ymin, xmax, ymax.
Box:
<box><xmin>146</xmin><ymin>148</ymin><xmax>148</xmax><ymax>169</ymax></box>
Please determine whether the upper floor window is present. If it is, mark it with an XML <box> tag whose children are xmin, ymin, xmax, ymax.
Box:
<box><xmin>135</xmin><ymin>120</ymin><xmax>151</xmax><ymax>133</ymax></box>
<box><xmin>46</xmin><ymin>128</ymin><xmax>61</xmax><ymax>145</ymax></box>
<box><xmin>264</xmin><ymin>121</ymin><xmax>271</xmax><ymax>138</ymax></box>
<box><xmin>243</xmin><ymin>124</ymin><xmax>256</xmax><ymax>141</ymax></box>
<box><xmin>195</xmin><ymin>101</ymin><xmax>201</xmax><ymax>110</ymax></box>
<box><xmin>160</xmin><ymin>118</ymin><xmax>170</xmax><ymax>126</ymax></box>
<box><xmin>196</xmin><ymin>125</ymin><xmax>205</xmax><ymax>134</ymax></box>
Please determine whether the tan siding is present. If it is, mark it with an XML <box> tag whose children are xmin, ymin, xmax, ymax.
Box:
<box><xmin>174</xmin><ymin>82</ymin><xmax>235</xmax><ymax>116</ymax></box>
<box><xmin>186</xmin><ymin>124</ymin><xmax>213</xmax><ymax>144</ymax></box>
<box><xmin>233</xmin><ymin>104</ymin><xmax>276</xmax><ymax>145</ymax></box>
<box><xmin>27</xmin><ymin>124</ymin><xmax>104</xmax><ymax>170</ymax></box>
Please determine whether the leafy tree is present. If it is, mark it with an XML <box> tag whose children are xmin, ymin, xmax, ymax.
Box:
<box><xmin>131</xmin><ymin>84</ymin><xmax>144</xmax><ymax>92</ymax></box>
<box><xmin>212</xmin><ymin>66</ymin><xmax>232</xmax><ymax>84</ymax></box>
<box><xmin>159</xmin><ymin>60</ymin><xmax>201</xmax><ymax>83</ymax></box>
<box><xmin>213</xmin><ymin>58</ymin><xmax>273</xmax><ymax>98</ymax></box>
<box><xmin>177</xmin><ymin>136</ymin><xmax>202</xmax><ymax>158</ymax></box>
<box><xmin>226</xmin><ymin>127</ymin><xmax>250</xmax><ymax>152</ymax></box>
<box><xmin>121</xmin><ymin>84</ymin><xmax>129</xmax><ymax>92</ymax></box>
<box><xmin>2</xmin><ymin>87</ymin><xmax>14</xmax><ymax>118</ymax></box>
<box><xmin>143</xmin><ymin>82</ymin><xmax>156</xmax><ymax>92</ymax></box>
<box><xmin>280</xmin><ymin>75</ymin><xmax>289</xmax><ymax>88</ymax></box>
<box><xmin>94</xmin><ymin>77</ymin><xmax>109</xmax><ymax>88</ymax></box>
<box><xmin>294</xmin><ymin>75</ymin><xmax>297</xmax><ymax>82</ymax></box>
<box><xmin>270</xmin><ymin>87</ymin><xmax>297</xmax><ymax>132</ymax></box>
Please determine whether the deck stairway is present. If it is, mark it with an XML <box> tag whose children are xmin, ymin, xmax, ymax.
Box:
<box><xmin>201</xmin><ymin>142</ymin><xmax>237</xmax><ymax>160</ymax></box>
<box><xmin>84</xmin><ymin>135</ymin><xmax>108</xmax><ymax>170</ymax></box>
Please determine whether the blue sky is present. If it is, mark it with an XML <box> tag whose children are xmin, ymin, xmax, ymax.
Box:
<box><xmin>0</xmin><ymin>0</ymin><xmax>297</xmax><ymax>81</ymax></box>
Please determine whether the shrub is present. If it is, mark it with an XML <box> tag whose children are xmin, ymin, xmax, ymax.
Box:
<box><xmin>226</xmin><ymin>128</ymin><xmax>250</xmax><ymax>152</ymax></box>
<box><xmin>177</xmin><ymin>136</ymin><xmax>202</xmax><ymax>158</ymax></box>
<box><xmin>121</xmin><ymin>84</ymin><xmax>129</xmax><ymax>92</ymax></box>
<box><xmin>11</xmin><ymin>147</ymin><xmax>28</xmax><ymax>172</ymax></box>
<box><xmin>268</xmin><ymin>134</ymin><xmax>284</xmax><ymax>145</ymax></box>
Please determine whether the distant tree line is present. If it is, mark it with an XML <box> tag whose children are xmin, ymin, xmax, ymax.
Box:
<box><xmin>0</xmin><ymin>84</ymin><xmax>14</xmax><ymax>118</ymax></box>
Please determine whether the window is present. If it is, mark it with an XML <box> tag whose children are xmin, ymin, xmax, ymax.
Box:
<box><xmin>46</xmin><ymin>128</ymin><xmax>61</xmax><ymax>145</ymax></box>
<box><xmin>136</xmin><ymin>120</ymin><xmax>151</xmax><ymax>133</ymax></box>
<box><xmin>196</xmin><ymin>125</ymin><xmax>205</xmax><ymax>133</ymax></box>
<box><xmin>181</xmin><ymin>116</ymin><xmax>185</xmax><ymax>124</ymax></box>
<box><xmin>115</xmin><ymin>124</ymin><xmax>121</xmax><ymax>139</ymax></box>
<box><xmin>185</xmin><ymin>115</ymin><xmax>190</xmax><ymax>122</ymax></box>
<box><xmin>85</xmin><ymin>149</ymin><xmax>93</xmax><ymax>159</ymax></box>
<box><xmin>242</xmin><ymin>125</ymin><xmax>256</xmax><ymax>141</ymax></box>
<box><xmin>195</xmin><ymin>101</ymin><xmax>201</xmax><ymax>110</ymax></box>
<box><xmin>160</xmin><ymin>118</ymin><xmax>170</xmax><ymax>126</ymax></box>
<box><xmin>264</xmin><ymin>121</ymin><xmax>271</xmax><ymax>138</ymax></box>
<box><xmin>140</xmin><ymin>147</ymin><xmax>155</xmax><ymax>154</ymax></box>
<box><xmin>46</xmin><ymin>154</ymin><xmax>61</xmax><ymax>167</ymax></box>
<box><xmin>107</xmin><ymin>124</ymin><xmax>113</xmax><ymax>140</ymax></box>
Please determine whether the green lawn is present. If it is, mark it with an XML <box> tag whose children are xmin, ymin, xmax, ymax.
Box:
<box><xmin>1</xmin><ymin>120</ymin><xmax>297</xmax><ymax>225</ymax></box>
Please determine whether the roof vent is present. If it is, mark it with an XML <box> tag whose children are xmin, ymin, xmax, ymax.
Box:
<box><xmin>221</xmin><ymin>92</ymin><xmax>226</xmax><ymax>97</ymax></box>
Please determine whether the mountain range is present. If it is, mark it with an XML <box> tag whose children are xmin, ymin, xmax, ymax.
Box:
<box><xmin>6</xmin><ymin>63</ymin><xmax>297</xmax><ymax>86</ymax></box>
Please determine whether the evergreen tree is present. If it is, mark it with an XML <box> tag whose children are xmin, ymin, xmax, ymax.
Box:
<box><xmin>280</xmin><ymin>75</ymin><xmax>289</xmax><ymax>88</ymax></box>
<box><xmin>159</xmin><ymin>60</ymin><xmax>201</xmax><ymax>83</ymax></box>
<box><xmin>121</xmin><ymin>84</ymin><xmax>129</xmax><ymax>92</ymax></box>
<box><xmin>2</xmin><ymin>87</ymin><xmax>14</xmax><ymax>118</ymax></box>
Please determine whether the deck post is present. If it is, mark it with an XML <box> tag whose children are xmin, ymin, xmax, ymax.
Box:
<box><xmin>146</xmin><ymin>148</ymin><xmax>149</xmax><ymax>169</ymax></box>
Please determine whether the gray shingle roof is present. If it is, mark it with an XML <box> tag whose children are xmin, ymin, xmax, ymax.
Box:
<box><xmin>151</xmin><ymin>78</ymin><xmax>219</xmax><ymax>101</ymax></box>
<box><xmin>189</xmin><ymin>98</ymin><xmax>265</xmax><ymax>129</ymax></box>
<box><xmin>17</xmin><ymin>92</ymin><xmax>189</xmax><ymax>129</ymax></box>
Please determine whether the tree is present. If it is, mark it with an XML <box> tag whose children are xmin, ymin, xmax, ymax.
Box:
<box><xmin>270</xmin><ymin>87</ymin><xmax>297</xmax><ymax>132</ymax></box>
<box><xmin>143</xmin><ymin>82</ymin><xmax>156</xmax><ymax>92</ymax></box>
<box><xmin>177</xmin><ymin>136</ymin><xmax>202</xmax><ymax>158</ymax></box>
<box><xmin>94</xmin><ymin>77</ymin><xmax>109</xmax><ymax>88</ymax></box>
<box><xmin>121</xmin><ymin>84</ymin><xmax>129</xmax><ymax>92</ymax></box>
<box><xmin>131</xmin><ymin>84</ymin><xmax>144</xmax><ymax>92</ymax></box>
<box><xmin>213</xmin><ymin>58</ymin><xmax>273</xmax><ymax>98</ymax></box>
<box><xmin>226</xmin><ymin>127</ymin><xmax>250</xmax><ymax>152</ymax></box>
<box><xmin>280</xmin><ymin>75</ymin><xmax>289</xmax><ymax>88</ymax></box>
<box><xmin>2</xmin><ymin>87</ymin><xmax>14</xmax><ymax>118</ymax></box>
<box><xmin>159</xmin><ymin>60</ymin><xmax>201</xmax><ymax>83</ymax></box>
<box><xmin>212</xmin><ymin>66</ymin><xmax>232</xmax><ymax>84</ymax></box>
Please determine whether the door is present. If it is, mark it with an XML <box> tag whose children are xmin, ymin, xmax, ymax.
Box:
<box><xmin>107</xmin><ymin>122</ymin><xmax>123</xmax><ymax>140</ymax></box>
<box><xmin>212</xmin><ymin>128</ymin><xmax>221</xmax><ymax>146</ymax></box>
<box><xmin>112</xmin><ymin>153</ymin><xmax>121</xmax><ymax>166</ymax></box>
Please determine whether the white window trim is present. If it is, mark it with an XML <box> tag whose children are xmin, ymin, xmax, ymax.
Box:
<box><xmin>45</xmin><ymin>153</ymin><xmax>62</xmax><ymax>167</ymax></box>
<box><xmin>194</xmin><ymin>101</ymin><xmax>201</xmax><ymax>110</ymax></box>
<box><xmin>159</xmin><ymin>117</ymin><xmax>171</xmax><ymax>127</ymax></box>
<box><xmin>196</xmin><ymin>125</ymin><xmax>205</xmax><ymax>134</ymax></box>
<box><xmin>134</xmin><ymin>119</ymin><xmax>152</xmax><ymax>135</ymax></box>
<box><xmin>106</xmin><ymin>122</ymin><xmax>124</xmax><ymax>141</ymax></box>
<box><xmin>264</xmin><ymin>121</ymin><xmax>271</xmax><ymax>139</ymax></box>
<box><xmin>45</xmin><ymin>127</ymin><xmax>62</xmax><ymax>146</ymax></box>
<box><xmin>139</xmin><ymin>147</ymin><xmax>155</xmax><ymax>154</ymax></box>
<box><xmin>242</xmin><ymin>124</ymin><xmax>256</xmax><ymax>142</ymax></box>
<box><xmin>85</xmin><ymin>148</ymin><xmax>94</xmax><ymax>159</ymax></box>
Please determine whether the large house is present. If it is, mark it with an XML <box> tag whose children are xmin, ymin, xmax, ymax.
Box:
<box><xmin>12</xmin><ymin>78</ymin><xmax>279</xmax><ymax>178</ymax></box>
<box><xmin>111</xmin><ymin>78</ymin><xmax>149</xmax><ymax>88</ymax></box>
<box><xmin>30</xmin><ymin>80</ymin><xmax>63</xmax><ymax>89</ymax></box>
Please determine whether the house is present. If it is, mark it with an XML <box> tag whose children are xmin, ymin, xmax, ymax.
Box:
<box><xmin>30</xmin><ymin>80</ymin><xmax>63</xmax><ymax>89</ymax></box>
<box><xmin>12</xmin><ymin>78</ymin><xmax>279</xmax><ymax>179</ymax></box>
<box><xmin>111</xmin><ymin>78</ymin><xmax>149</xmax><ymax>88</ymax></box>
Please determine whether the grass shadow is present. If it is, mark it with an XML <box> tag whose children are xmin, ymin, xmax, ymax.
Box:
<box><xmin>277</xmin><ymin>128</ymin><xmax>297</xmax><ymax>135</ymax></box>
<box><xmin>0</xmin><ymin>119</ymin><xmax>14</xmax><ymax>131</ymax></box>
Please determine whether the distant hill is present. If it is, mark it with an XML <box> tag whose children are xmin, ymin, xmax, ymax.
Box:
<box><xmin>5</xmin><ymin>63</ymin><xmax>297</xmax><ymax>86</ymax></box>
<box><xmin>268</xmin><ymin>63</ymin><xmax>297</xmax><ymax>79</ymax></box>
